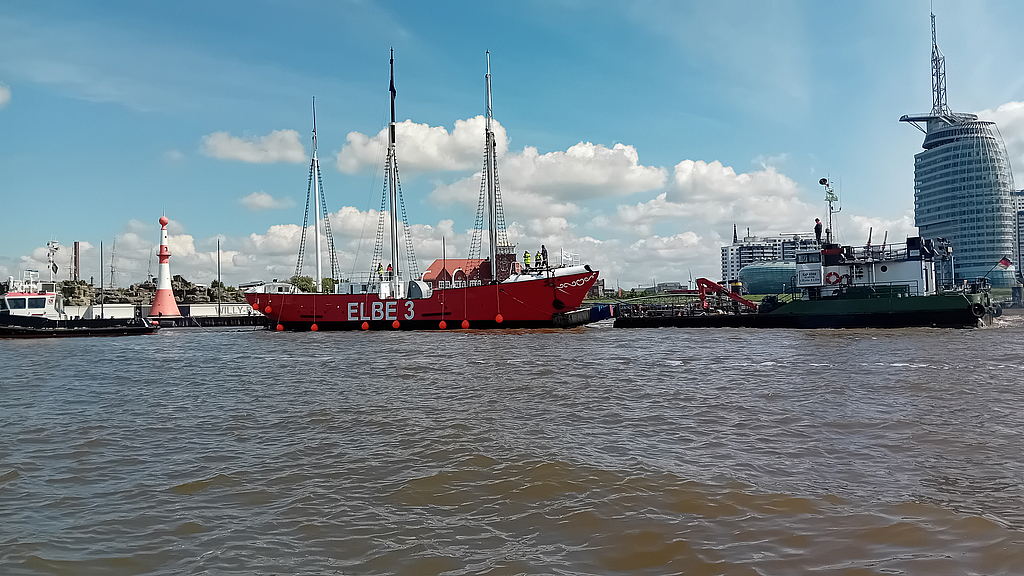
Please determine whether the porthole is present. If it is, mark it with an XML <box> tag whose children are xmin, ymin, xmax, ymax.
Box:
<box><xmin>880</xmin><ymin>265</ymin><xmax>888</xmax><ymax>272</ymax></box>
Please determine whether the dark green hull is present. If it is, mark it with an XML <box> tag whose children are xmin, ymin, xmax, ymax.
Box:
<box><xmin>0</xmin><ymin>315</ymin><xmax>160</xmax><ymax>338</ymax></box>
<box><xmin>614</xmin><ymin>292</ymin><xmax>991</xmax><ymax>329</ymax></box>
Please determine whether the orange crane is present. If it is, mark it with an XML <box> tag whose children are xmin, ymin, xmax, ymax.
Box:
<box><xmin>696</xmin><ymin>278</ymin><xmax>759</xmax><ymax>311</ymax></box>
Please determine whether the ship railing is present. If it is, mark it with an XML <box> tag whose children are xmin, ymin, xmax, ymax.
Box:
<box><xmin>940</xmin><ymin>277</ymin><xmax>991</xmax><ymax>294</ymax></box>
<box><xmin>844</xmin><ymin>244</ymin><xmax>911</xmax><ymax>262</ymax></box>
<box><xmin>614</xmin><ymin>294</ymin><xmax>760</xmax><ymax>318</ymax></box>
<box><xmin>614</xmin><ymin>303</ymin><xmax>707</xmax><ymax>318</ymax></box>
<box><xmin>831</xmin><ymin>281</ymin><xmax>920</xmax><ymax>298</ymax></box>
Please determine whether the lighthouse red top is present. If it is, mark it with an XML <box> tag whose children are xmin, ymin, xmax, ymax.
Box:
<box><xmin>159</xmin><ymin>215</ymin><xmax>169</xmax><ymax>228</ymax></box>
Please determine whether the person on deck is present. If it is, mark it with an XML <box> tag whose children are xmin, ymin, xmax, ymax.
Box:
<box><xmin>814</xmin><ymin>219</ymin><xmax>823</xmax><ymax>245</ymax></box>
<box><xmin>541</xmin><ymin>245</ymin><xmax>548</xmax><ymax>267</ymax></box>
<box><xmin>386</xmin><ymin>264</ymin><xmax>393</xmax><ymax>281</ymax></box>
<box><xmin>377</xmin><ymin>263</ymin><xmax>383</xmax><ymax>281</ymax></box>
<box><xmin>536</xmin><ymin>250</ymin><xmax>543</xmax><ymax>270</ymax></box>
<box><xmin>523</xmin><ymin>250</ymin><xmax>531</xmax><ymax>270</ymax></box>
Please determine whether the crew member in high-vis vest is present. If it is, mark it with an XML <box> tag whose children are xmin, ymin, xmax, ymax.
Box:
<box><xmin>523</xmin><ymin>250</ymin><xmax>531</xmax><ymax>269</ymax></box>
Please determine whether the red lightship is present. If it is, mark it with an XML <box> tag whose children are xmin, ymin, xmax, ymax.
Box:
<box><xmin>246</xmin><ymin>51</ymin><xmax>599</xmax><ymax>331</ymax></box>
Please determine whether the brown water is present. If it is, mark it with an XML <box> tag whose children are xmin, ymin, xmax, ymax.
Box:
<box><xmin>2</xmin><ymin>318</ymin><xmax>1024</xmax><ymax>575</ymax></box>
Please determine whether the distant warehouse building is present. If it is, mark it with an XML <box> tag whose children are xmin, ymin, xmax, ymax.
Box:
<box><xmin>900</xmin><ymin>13</ymin><xmax>1018</xmax><ymax>287</ymax></box>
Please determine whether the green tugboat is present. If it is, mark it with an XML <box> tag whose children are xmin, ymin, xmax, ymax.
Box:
<box><xmin>615</xmin><ymin>179</ymin><xmax>998</xmax><ymax>329</ymax></box>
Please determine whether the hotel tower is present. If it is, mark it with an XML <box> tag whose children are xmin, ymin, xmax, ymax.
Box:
<box><xmin>900</xmin><ymin>13</ymin><xmax>1018</xmax><ymax>287</ymax></box>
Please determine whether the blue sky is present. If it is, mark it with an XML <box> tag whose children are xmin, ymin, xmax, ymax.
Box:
<box><xmin>3</xmin><ymin>0</ymin><xmax>1024</xmax><ymax>288</ymax></box>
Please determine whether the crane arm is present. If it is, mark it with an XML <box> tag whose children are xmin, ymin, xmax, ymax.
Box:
<box><xmin>695</xmin><ymin>278</ymin><xmax>759</xmax><ymax>311</ymax></box>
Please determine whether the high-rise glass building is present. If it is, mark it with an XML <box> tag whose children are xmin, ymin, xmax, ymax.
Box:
<box><xmin>901</xmin><ymin>14</ymin><xmax>1018</xmax><ymax>287</ymax></box>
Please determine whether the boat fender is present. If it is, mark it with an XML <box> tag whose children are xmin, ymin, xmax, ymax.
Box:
<box><xmin>971</xmin><ymin>303</ymin><xmax>986</xmax><ymax>318</ymax></box>
<box><xmin>552</xmin><ymin>299</ymin><xmax>565</xmax><ymax>310</ymax></box>
<box><xmin>825</xmin><ymin>272</ymin><xmax>842</xmax><ymax>285</ymax></box>
<box><xmin>994</xmin><ymin>305</ymin><xmax>1003</xmax><ymax>318</ymax></box>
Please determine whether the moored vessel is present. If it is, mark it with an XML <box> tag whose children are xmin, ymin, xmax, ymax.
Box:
<box><xmin>615</xmin><ymin>179</ymin><xmax>997</xmax><ymax>329</ymax></box>
<box><xmin>246</xmin><ymin>51</ymin><xmax>599</xmax><ymax>330</ymax></box>
<box><xmin>1</xmin><ymin>242</ymin><xmax>159</xmax><ymax>338</ymax></box>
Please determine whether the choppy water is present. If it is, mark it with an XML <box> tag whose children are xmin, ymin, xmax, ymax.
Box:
<box><xmin>3</xmin><ymin>317</ymin><xmax>1024</xmax><ymax>575</ymax></box>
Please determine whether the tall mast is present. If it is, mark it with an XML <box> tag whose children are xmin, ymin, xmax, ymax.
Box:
<box><xmin>819</xmin><ymin>177</ymin><xmax>840</xmax><ymax>244</ymax></box>
<box><xmin>46</xmin><ymin>240</ymin><xmax>59</xmax><ymax>282</ymax></box>
<box><xmin>388</xmin><ymin>48</ymin><xmax>401</xmax><ymax>294</ymax></box>
<box><xmin>100</xmin><ymin>241</ymin><xmax>104</xmax><ymax>318</ymax></box>
<box><xmin>312</xmin><ymin>97</ymin><xmax>323</xmax><ymax>293</ymax></box>
<box><xmin>930</xmin><ymin>11</ymin><xmax>950</xmax><ymax>116</ymax></box>
<box><xmin>485</xmin><ymin>51</ymin><xmax>497</xmax><ymax>276</ymax></box>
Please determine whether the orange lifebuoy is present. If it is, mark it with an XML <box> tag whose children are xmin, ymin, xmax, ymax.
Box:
<box><xmin>825</xmin><ymin>271</ymin><xmax>842</xmax><ymax>285</ymax></box>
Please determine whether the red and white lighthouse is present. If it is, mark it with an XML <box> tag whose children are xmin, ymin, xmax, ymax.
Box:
<box><xmin>149</xmin><ymin>214</ymin><xmax>181</xmax><ymax>318</ymax></box>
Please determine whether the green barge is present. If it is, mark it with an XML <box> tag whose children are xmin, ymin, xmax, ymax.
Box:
<box><xmin>615</xmin><ymin>236</ymin><xmax>997</xmax><ymax>329</ymax></box>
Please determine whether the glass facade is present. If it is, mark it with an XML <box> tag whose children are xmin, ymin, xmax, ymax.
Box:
<box><xmin>912</xmin><ymin>118</ymin><xmax>1018</xmax><ymax>287</ymax></box>
<box><xmin>738</xmin><ymin>261</ymin><xmax>797</xmax><ymax>295</ymax></box>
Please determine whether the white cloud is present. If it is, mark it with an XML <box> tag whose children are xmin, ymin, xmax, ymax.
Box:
<box><xmin>430</xmin><ymin>172</ymin><xmax>581</xmax><ymax>220</ymax></box>
<box><xmin>240</xmin><ymin>192</ymin><xmax>295</xmax><ymax>211</ymax></box>
<box><xmin>752</xmin><ymin>152</ymin><xmax>788</xmax><ymax>168</ymax></box>
<box><xmin>500</xmin><ymin>143</ymin><xmax>667</xmax><ymax>199</ymax></box>
<box><xmin>337</xmin><ymin>115</ymin><xmax>508</xmax><ymax>173</ymax></box>
<box><xmin>667</xmin><ymin>159</ymin><xmax>799</xmax><ymax>203</ymax></box>
<box><xmin>6</xmin><ymin>137</ymin><xmax>922</xmax><ymax>290</ymax></box>
<box><xmin>428</xmin><ymin>154</ymin><xmax>823</xmax><ymax>282</ymax></box>
<box><xmin>841</xmin><ymin>212</ymin><xmax>917</xmax><ymax>247</ymax></box>
<box><xmin>429</xmin><ymin>139</ymin><xmax>666</xmax><ymax>220</ymax></box>
<box><xmin>606</xmin><ymin>160</ymin><xmax>815</xmax><ymax>238</ymax></box>
<box><xmin>0</xmin><ymin>83</ymin><xmax>10</xmax><ymax>108</ymax></box>
<box><xmin>977</xmin><ymin>101</ymin><xmax>1024</xmax><ymax>178</ymax></box>
<box><xmin>163</xmin><ymin>149</ymin><xmax>184</xmax><ymax>163</ymax></box>
<box><xmin>201</xmin><ymin>129</ymin><xmax>305</xmax><ymax>163</ymax></box>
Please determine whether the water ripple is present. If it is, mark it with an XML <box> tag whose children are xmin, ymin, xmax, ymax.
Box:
<box><xmin>2</xmin><ymin>326</ymin><xmax>1024</xmax><ymax>574</ymax></box>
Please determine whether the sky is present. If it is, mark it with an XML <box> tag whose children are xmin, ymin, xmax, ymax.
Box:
<box><xmin>4</xmin><ymin>0</ymin><xmax>1024</xmax><ymax>290</ymax></box>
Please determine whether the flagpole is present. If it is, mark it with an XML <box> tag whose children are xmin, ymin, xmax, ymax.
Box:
<box><xmin>982</xmin><ymin>256</ymin><xmax>1011</xmax><ymax>282</ymax></box>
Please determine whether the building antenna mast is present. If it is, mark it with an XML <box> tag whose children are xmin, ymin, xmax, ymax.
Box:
<box><xmin>930</xmin><ymin>10</ymin><xmax>951</xmax><ymax>117</ymax></box>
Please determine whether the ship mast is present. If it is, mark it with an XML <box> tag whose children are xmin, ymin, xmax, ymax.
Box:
<box><xmin>388</xmin><ymin>48</ymin><xmax>401</xmax><ymax>295</ymax></box>
<box><xmin>819</xmin><ymin>177</ymin><xmax>840</xmax><ymax>244</ymax></box>
<box><xmin>46</xmin><ymin>240</ymin><xmax>59</xmax><ymax>282</ymax></box>
<box><xmin>312</xmin><ymin>97</ymin><xmax>323</xmax><ymax>293</ymax></box>
<box><xmin>485</xmin><ymin>51</ymin><xmax>497</xmax><ymax>274</ymax></box>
